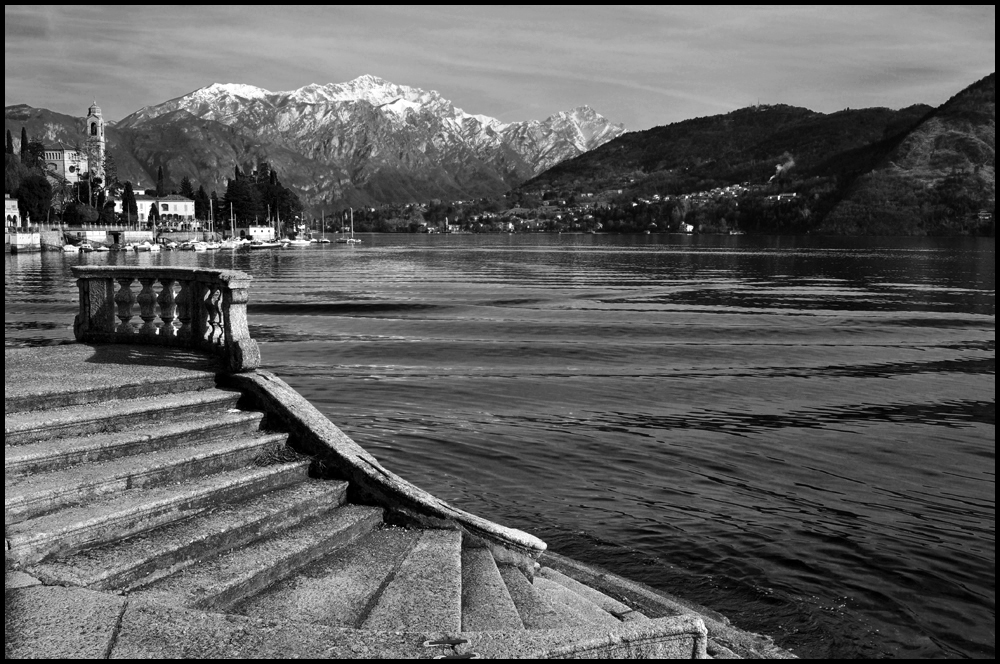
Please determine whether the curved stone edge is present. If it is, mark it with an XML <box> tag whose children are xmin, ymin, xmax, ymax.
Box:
<box><xmin>541</xmin><ymin>551</ymin><xmax>797</xmax><ymax>660</ymax></box>
<box><xmin>6</xmin><ymin>586</ymin><xmax>709</xmax><ymax>659</ymax></box>
<box><xmin>221</xmin><ymin>370</ymin><xmax>547</xmax><ymax>576</ymax></box>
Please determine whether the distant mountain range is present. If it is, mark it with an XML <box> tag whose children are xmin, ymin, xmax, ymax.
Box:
<box><xmin>5</xmin><ymin>75</ymin><xmax>625</xmax><ymax>210</ymax></box>
<box><xmin>522</xmin><ymin>73</ymin><xmax>995</xmax><ymax>235</ymax></box>
<box><xmin>7</xmin><ymin>73</ymin><xmax>994</xmax><ymax>234</ymax></box>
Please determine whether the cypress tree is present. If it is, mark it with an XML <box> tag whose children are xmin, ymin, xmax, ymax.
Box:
<box><xmin>180</xmin><ymin>176</ymin><xmax>195</xmax><ymax>200</ymax></box>
<box><xmin>156</xmin><ymin>166</ymin><xmax>165</xmax><ymax>198</ymax></box>
<box><xmin>20</xmin><ymin>128</ymin><xmax>28</xmax><ymax>161</ymax></box>
<box><xmin>122</xmin><ymin>182</ymin><xmax>138</xmax><ymax>225</ymax></box>
<box><xmin>194</xmin><ymin>185</ymin><xmax>211</xmax><ymax>220</ymax></box>
<box><xmin>5</xmin><ymin>130</ymin><xmax>13</xmax><ymax>156</ymax></box>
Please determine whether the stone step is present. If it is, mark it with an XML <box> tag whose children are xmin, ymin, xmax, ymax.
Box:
<box><xmin>362</xmin><ymin>529</ymin><xmax>463</xmax><ymax>634</ymax></box>
<box><xmin>537</xmin><ymin>567</ymin><xmax>648</xmax><ymax>623</ymax></box>
<box><xmin>499</xmin><ymin>564</ymin><xmax>585</xmax><ymax>631</ymax></box>
<box><xmin>131</xmin><ymin>505</ymin><xmax>384</xmax><ymax>612</ymax></box>
<box><xmin>6</xmin><ymin>460</ymin><xmax>311</xmax><ymax>566</ymax></box>
<box><xmin>27</xmin><ymin>480</ymin><xmax>349</xmax><ymax>592</ymax></box>
<box><xmin>5</xmin><ymin>411</ymin><xmax>265</xmax><ymax>477</ymax></box>
<box><xmin>533</xmin><ymin>575</ymin><xmax>622</xmax><ymax>629</ymax></box>
<box><xmin>461</xmin><ymin>547</ymin><xmax>524</xmax><ymax>632</ymax></box>
<box><xmin>4</xmin><ymin>389</ymin><xmax>243</xmax><ymax>446</ymax></box>
<box><xmin>5</xmin><ymin>432</ymin><xmax>288</xmax><ymax>523</ymax></box>
<box><xmin>234</xmin><ymin>526</ymin><xmax>421</xmax><ymax>628</ymax></box>
<box><xmin>4</xmin><ymin>372</ymin><xmax>218</xmax><ymax>415</ymax></box>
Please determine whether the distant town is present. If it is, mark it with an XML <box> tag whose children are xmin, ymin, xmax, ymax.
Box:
<box><xmin>5</xmin><ymin>97</ymin><xmax>995</xmax><ymax>250</ymax></box>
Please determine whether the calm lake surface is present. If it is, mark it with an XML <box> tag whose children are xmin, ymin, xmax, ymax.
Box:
<box><xmin>5</xmin><ymin>234</ymin><xmax>995</xmax><ymax>659</ymax></box>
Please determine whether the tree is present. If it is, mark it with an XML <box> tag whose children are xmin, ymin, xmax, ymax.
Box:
<box><xmin>19</xmin><ymin>128</ymin><xmax>28</xmax><ymax>162</ymax></box>
<box><xmin>5</xmin><ymin>130</ymin><xmax>13</xmax><ymax>156</ymax></box>
<box><xmin>194</xmin><ymin>185</ymin><xmax>211</xmax><ymax>221</ymax></box>
<box><xmin>180</xmin><ymin>176</ymin><xmax>195</xmax><ymax>200</ymax></box>
<box><xmin>148</xmin><ymin>203</ymin><xmax>160</xmax><ymax>226</ymax></box>
<box><xmin>223</xmin><ymin>177</ymin><xmax>262</xmax><ymax>223</ymax></box>
<box><xmin>63</xmin><ymin>202</ymin><xmax>100</xmax><ymax>226</ymax></box>
<box><xmin>211</xmin><ymin>191</ymin><xmax>222</xmax><ymax>229</ymax></box>
<box><xmin>103</xmin><ymin>153</ymin><xmax>120</xmax><ymax>195</ymax></box>
<box><xmin>15</xmin><ymin>174</ymin><xmax>53</xmax><ymax>224</ymax></box>
<box><xmin>156</xmin><ymin>166</ymin><xmax>165</xmax><ymax>198</ymax></box>
<box><xmin>121</xmin><ymin>182</ymin><xmax>138</xmax><ymax>226</ymax></box>
<box><xmin>21</xmin><ymin>137</ymin><xmax>46</xmax><ymax>171</ymax></box>
<box><xmin>4</xmin><ymin>154</ymin><xmax>20</xmax><ymax>195</ymax></box>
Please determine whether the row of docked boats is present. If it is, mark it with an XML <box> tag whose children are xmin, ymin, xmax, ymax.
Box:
<box><xmin>62</xmin><ymin>236</ymin><xmax>350</xmax><ymax>254</ymax></box>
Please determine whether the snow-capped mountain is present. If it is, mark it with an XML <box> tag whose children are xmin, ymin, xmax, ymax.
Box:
<box><xmin>112</xmin><ymin>76</ymin><xmax>625</xmax><ymax>208</ymax></box>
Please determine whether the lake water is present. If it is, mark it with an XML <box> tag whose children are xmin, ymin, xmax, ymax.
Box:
<box><xmin>5</xmin><ymin>234</ymin><xmax>995</xmax><ymax>659</ymax></box>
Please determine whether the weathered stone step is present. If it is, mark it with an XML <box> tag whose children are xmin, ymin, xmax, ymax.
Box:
<box><xmin>234</xmin><ymin>526</ymin><xmax>421</xmax><ymax>628</ymax></box>
<box><xmin>4</xmin><ymin>372</ymin><xmax>218</xmax><ymax>415</ymax></box>
<box><xmin>533</xmin><ymin>575</ymin><xmax>622</xmax><ymax>628</ymax></box>
<box><xmin>538</xmin><ymin>567</ymin><xmax>648</xmax><ymax>623</ymax></box>
<box><xmin>5</xmin><ymin>411</ymin><xmax>264</xmax><ymax>477</ymax></box>
<box><xmin>5</xmin><ymin>432</ymin><xmax>288</xmax><ymax>522</ymax></box>
<box><xmin>499</xmin><ymin>564</ymin><xmax>584</xmax><ymax>631</ymax></box>
<box><xmin>28</xmin><ymin>481</ymin><xmax>349</xmax><ymax>592</ymax></box>
<box><xmin>461</xmin><ymin>547</ymin><xmax>524</xmax><ymax>632</ymax></box>
<box><xmin>4</xmin><ymin>388</ymin><xmax>243</xmax><ymax>446</ymax></box>
<box><xmin>131</xmin><ymin>505</ymin><xmax>384</xmax><ymax>612</ymax></box>
<box><xmin>362</xmin><ymin>529</ymin><xmax>463</xmax><ymax>634</ymax></box>
<box><xmin>6</xmin><ymin>460</ymin><xmax>311</xmax><ymax>566</ymax></box>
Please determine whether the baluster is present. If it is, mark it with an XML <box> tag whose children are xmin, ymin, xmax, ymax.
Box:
<box><xmin>114</xmin><ymin>277</ymin><xmax>137</xmax><ymax>334</ymax></box>
<box><xmin>204</xmin><ymin>286</ymin><xmax>224</xmax><ymax>347</ymax></box>
<box><xmin>158</xmin><ymin>278</ymin><xmax>179</xmax><ymax>339</ymax></box>
<box><xmin>137</xmin><ymin>278</ymin><xmax>158</xmax><ymax>336</ymax></box>
<box><xmin>175</xmin><ymin>280</ymin><xmax>194</xmax><ymax>341</ymax></box>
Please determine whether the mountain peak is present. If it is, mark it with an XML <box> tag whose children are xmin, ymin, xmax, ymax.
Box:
<box><xmin>199</xmin><ymin>83</ymin><xmax>272</xmax><ymax>99</ymax></box>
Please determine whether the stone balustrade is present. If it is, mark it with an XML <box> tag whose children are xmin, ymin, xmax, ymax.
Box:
<box><xmin>72</xmin><ymin>267</ymin><xmax>261</xmax><ymax>373</ymax></box>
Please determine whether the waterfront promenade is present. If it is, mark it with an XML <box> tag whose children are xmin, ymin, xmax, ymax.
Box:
<box><xmin>5</xmin><ymin>266</ymin><xmax>790</xmax><ymax>659</ymax></box>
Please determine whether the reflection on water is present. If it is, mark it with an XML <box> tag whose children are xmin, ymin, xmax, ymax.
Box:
<box><xmin>5</xmin><ymin>234</ymin><xmax>995</xmax><ymax>659</ymax></box>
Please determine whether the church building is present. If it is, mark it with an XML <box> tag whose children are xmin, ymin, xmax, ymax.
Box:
<box><xmin>43</xmin><ymin>102</ymin><xmax>106</xmax><ymax>185</ymax></box>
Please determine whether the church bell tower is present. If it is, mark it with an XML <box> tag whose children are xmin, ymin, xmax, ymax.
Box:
<box><xmin>85</xmin><ymin>101</ymin><xmax>106</xmax><ymax>181</ymax></box>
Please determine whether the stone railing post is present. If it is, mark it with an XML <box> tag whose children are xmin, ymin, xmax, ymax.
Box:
<box><xmin>218</xmin><ymin>271</ymin><xmax>261</xmax><ymax>374</ymax></box>
<box><xmin>71</xmin><ymin>267</ymin><xmax>260</xmax><ymax>373</ymax></box>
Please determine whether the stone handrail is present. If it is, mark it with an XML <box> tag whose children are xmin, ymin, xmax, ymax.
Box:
<box><xmin>72</xmin><ymin>266</ymin><xmax>261</xmax><ymax>373</ymax></box>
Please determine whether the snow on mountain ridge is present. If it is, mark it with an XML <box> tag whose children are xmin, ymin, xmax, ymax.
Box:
<box><xmin>197</xmin><ymin>83</ymin><xmax>273</xmax><ymax>100</ymax></box>
<box><xmin>113</xmin><ymin>75</ymin><xmax>625</xmax><ymax>207</ymax></box>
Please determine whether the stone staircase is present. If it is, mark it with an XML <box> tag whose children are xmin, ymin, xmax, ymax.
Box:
<box><xmin>5</xmin><ymin>370</ymin><xmax>712</xmax><ymax>658</ymax></box>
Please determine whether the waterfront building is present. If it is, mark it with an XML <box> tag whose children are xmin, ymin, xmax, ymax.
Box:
<box><xmin>113</xmin><ymin>195</ymin><xmax>196</xmax><ymax>223</ymax></box>
<box><xmin>234</xmin><ymin>225</ymin><xmax>277</xmax><ymax>241</ymax></box>
<box><xmin>5</xmin><ymin>195</ymin><xmax>21</xmax><ymax>227</ymax></box>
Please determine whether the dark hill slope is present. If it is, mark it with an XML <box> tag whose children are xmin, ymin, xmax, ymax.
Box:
<box><xmin>521</xmin><ymin>104</ymin><xmax>931</xmax><ymax>196</ymax></box>
<box><xmin>823</xmin><ymin>73</ymin><xmax>995</xmax><ymax>234</ymax></box>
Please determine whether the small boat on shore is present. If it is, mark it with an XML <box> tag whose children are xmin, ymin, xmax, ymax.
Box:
<box><xmin>249</xmin><ymin>240</ymin><xmax>282</xmax><ymax>250</ymax></box>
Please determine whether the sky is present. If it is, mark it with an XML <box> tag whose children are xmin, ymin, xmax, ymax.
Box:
<box><xmin>4</xmin><ymin>5</ymin><xmax>995</xmax><ymax>131</ymax></box>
